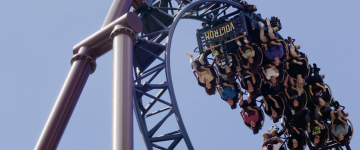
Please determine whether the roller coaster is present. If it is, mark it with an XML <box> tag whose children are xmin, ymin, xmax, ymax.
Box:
<box><xmin>34</xmin><ymin>0</ymin><xmax>353</xmax><ymax>150</ymax></box>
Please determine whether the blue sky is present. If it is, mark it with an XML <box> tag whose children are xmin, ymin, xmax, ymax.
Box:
<box><xmin>0</xmin><ymin>0</ymin><xmax>359</xmax><ymax>149</ymax></box>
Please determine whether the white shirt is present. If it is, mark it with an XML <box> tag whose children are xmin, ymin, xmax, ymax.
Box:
<box><xmin>262</xmin><ymin>143</ymin><xmax>282</xmax><ymax>150</ymax></box>
<box><xmin>266</xmin><ymin>67</ymin><xmax>279</xmax><ymax>80</ymax></box>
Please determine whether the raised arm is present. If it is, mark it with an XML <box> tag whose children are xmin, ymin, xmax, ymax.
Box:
<box><xmin>245</xmin><ymin>44</ymin><xmax>254</xmax><ymax>51</ymax></box>
<box><xmin>263</xmin><ymin>43</ymin><xmax>268</xmax><ymax>51</ymax></box>
<box><xmin>247</xmin><ymin>106</ymin><xmax>259</xmax><ymax>114</ymax></box>
<box><xmin>286</xmin><ymin>128</ymin><xmax>290</xmax><ymax>137</ymax></box>
<box><xmin>246</xmin><ymin>70</ymin><xmax>256</xmax><ymax>84</ymax></box>
<box><xmin>213</xmin><ymin>56</ymin><xmax>220</xmax><ymax>66</ymax></box>
<box><xmin>284</xmin><ymin>74</ymin><xmax>290</xmax><ymax>88</ymax></box>
<box><xmin>270</xmin><ymin>40</ymin><xmax>282</xmax><ymax>46</ymax></box>
<box><xmin>292</xmin><ymin>126</ymin><xmax>300</xmax><ymax>134</ymax></box>
<box><xmin>238</xmin><ymin>47</ymin><xmax>244</xmax><ymax>55</ymax></box>
<box><xmin>262</xmin><ymin>97</ymin><xmax>269</xmax><ymax>111</ymax></box>
<box><xmin>337</xmin><ymin>117</ymin><xmax>348</xmax><ymax>126</ymax></box>
<box><xmin>217</xmin><ymin>85</ymin><xmax>223</xmax><ymax>94</ymax></box>
<box><xmin>284</xmin><ymin>88</ymin><xmax>290</xmax><ymax>99</ymax></box>
<box><xmin>314</xmin><ymin>120</ymin><xmax>324</xmax><ymax>129</ymax></box>
<box><xmin>309</xmin><ymin>85</ymin><xmax>314</xmax><ymax>96</ymax></box>
<box><xmin>289</xmin><ymin>76</ymin><xmax>296</xmax><ymax>86</ymax></box>
<box><xmin>261</xmin><ymin>67</ymin><xmax>267</xmax><ymax>77</ymax></box>
<box><xmin>268</xmin><ymin>95</ymin><xmax>280</xmax><ymax>108</ymax></box>
<box><xmin>268</xmin><ymin>64</ymin><xmax>279</xmax><ymax>73</ymax></box>
<box><xmin>315</xmin><ymin>82</ymin><xmax>326</xmax><ymax>92</ymax></box>
<box><xmin>223</xmin><ymin>83</ymin><xmax>235</xmax><ymax>89</ymax></box>
<box><xmin>194</xmin><ymin>68</ymin><xmax>201</xmax><ymax>78</ymax></box>
<box><xmin>271</xmin><ymin>137</ymin><xmax>284</xmax><ymax>144</ymax></box>
<box><xmin>239</xmin><ymin>95</ymin><xmax>244</xmax><ymax>106</ymax></box>
<box><xmin>203</xmin><ymin>67</ymin><xmax>213</xmax><ymax>77</ymax></box>
<box><xmin>241</xmin><ymin>109</ymin><xmax>246</xmax><ymax>118</ymax></box>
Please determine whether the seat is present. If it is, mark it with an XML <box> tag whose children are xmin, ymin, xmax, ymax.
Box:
<box><xmin>261</xmin><ymin>95</ymin><xmax>286</xmax><ymax>121</ymax></box>
<box><xmin>261</xmin><ymin>39</ymin><xmax>289</xmax><ymax>62</ymax></box>
<box><xmin>306</xmin><ymin>121</ymin><xmax>331</xmax><ymax>148</ymax></box>
<box><xmin>240</xmin><ymin>106</ymin><xmax>265</xmax><ymax>130</ymax></box>
<box><xmin>216</xmin><ymin>82</ymin><xmax>242</xmax><ymax>101</ymax></box>
<box><xmin>192</xmin><ymin>64</ymin><xmax>220</xmax><ymax>88</ymax></box>
<box><xmin>284</xmin><ymin>90</ymin><xmax>309</xmax><ymax>110</ymax></box>
<box><xmin>284</xmin><ymin>128</ymin><xmax>308</xmax><ymax>150</ymax></box>
<box><xmin>333</xmin><ymin>118</ymin><xmax>354</xmax><ymax>145</ymax></box>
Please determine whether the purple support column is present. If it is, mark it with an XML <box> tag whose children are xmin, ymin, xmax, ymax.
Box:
<box><xmin>35</xmin><ymin>47</ymin><xmax>97</xmax><ymax>150</ymax></box>
<box><xmin>102</xmin><ymin>0</ymin><xmax>134</xmax><ymax>28</ymax></box>
<box><xmin>110</xmin><ymin>16</ymin><xmax>142</xmax><ymax>150</ymax></box>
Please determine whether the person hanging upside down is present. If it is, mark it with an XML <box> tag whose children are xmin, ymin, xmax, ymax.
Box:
<box><xmin>240</xmin><ymin>70</ymin><xmax>261</xmax><ymax>98</ymax></box>
<box><xmin>234</xmin><ymin>34</ymin><xmax>260</xmax><ymax>75</ymax></box>
<box><xmin>186</xmin><ymin>51</ymin><xmax>217</xmax><ymax>95</ymax></box>
<box><xmin>262</xmin><ymin>95</ymin><xmax>283</xmax><ymax>123</ymax></box>
<box><xmin>260</xmin><ymin>63</ymin><xmax>284</xmax><ymax>94</ymax></box>
<box><xmin>285</xmin><ymin>89</ymin><xmax>305</xmax><ymax>116</ymax></box>
<box><xmin>306</xmin><ymin>109</ymin><xmax>327</xmax><ymax>149</ymax></box>
<box><xmin>261</xmin><ymin>131</ymin><xmax>284</xmax><ymax>150</ymax></box>
<box><xmin>330</xmin><ymin>107</ymin><xmax>351</xmax><ymax>146</ymax></box>
<box><xmin>213</xmin><ymin>49</ymin><xmax>238</xmax><ymax>84</ymax></box>
<box><xmin>286</xmin><ymin>125</ymin><xmax>306</xmax><ymax>150</ymax></box>
<box><xmin>241</xmin><ymin>106</ymin><xmax>262</xmax><ymax>134</ymax></box>
<box><xmin>258</xmin><ymin>18</ymin><xmax>284</xmax><ymax>67</ymax></box>
<box><xmin>217</xmin><ymin>82</ymin><xmax>240</xmax><ymax>109</ymax></box>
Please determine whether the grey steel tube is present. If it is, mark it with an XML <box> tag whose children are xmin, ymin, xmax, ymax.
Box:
<box><xmin>35</xmin><ymin>47</ymin><xmax>96</xmax><ymax>150</ymax></box>
<box><xmin>111</xmin><ymin>24</ymin><xmax>134</xmax><ymax>150</ymax></box>
<box><xmin>102</xmin><ymin>0</ymin><xmax>134</xmax><ymax>28</ymax></box>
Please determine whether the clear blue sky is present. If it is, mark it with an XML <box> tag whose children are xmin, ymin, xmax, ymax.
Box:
<box><xmin>0</xmin><ymin>0</ymin><xmax>359</xmax><ymax>149</ymax></box>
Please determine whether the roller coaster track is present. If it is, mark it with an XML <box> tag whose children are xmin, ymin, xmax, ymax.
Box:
<box><xmin>132</xmin><ymin>0</ymin><xmax>271</xmax><ymax>149</ymax></box>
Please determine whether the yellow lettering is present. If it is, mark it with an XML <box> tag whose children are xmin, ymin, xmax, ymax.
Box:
<box><xmin>204</xmin><ymin>32</ymin><xmax>210</xmax><ymax>40</ymax></box>
<box><xmin>219</xmin><ymin>27</ymin><xmax>223</xmax><ymax>36</ymax></box>
<box><xmin>226</xmin><ymin>25</ymin><xmax>231</xmax><ymax>32</ymax></box>
<box><xmin>230</xmin><ymin>22</ymin><xmax>235</xmax><ymax>30</ymax></box>
<box><xmin>214</xmin><ymin>30</ymin><xmax>219</xmax><ymax>38</ymax></box>
<box><xmin>204</xmin><ymin>22</ymin><xmax>235</xmax><ymax>41</ymax></box>
<box><xmin>222</xmin><ymin>27</ymin><xmax>226</xmax><ymax>35</ymax></box>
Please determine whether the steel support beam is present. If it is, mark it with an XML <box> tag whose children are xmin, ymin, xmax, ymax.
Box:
<box><xmin>35</xmin><ymin>47</ymin><xmax>96</xmax><ymax>150</ymax></box>
<box><xmin>109</xmin><ymin>10</ymin><xmax>143</xmax><ymax>150</ymax></box>
<box><xmin>111</xmin><ymin>24</ymin><xmax>137</xmax><ymax>150</ymax></box>
<box><xmin>73</xmin><ymin>12</ymin><xmax>142</xmax><ymax>58</ymax></box>
<box><xmin>102</xmin><ymin>0</ymin><xmax>134</xmax><ymax>28</ymax></box>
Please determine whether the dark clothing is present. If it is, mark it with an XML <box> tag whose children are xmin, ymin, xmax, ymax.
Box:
<box><xmin>215</xmin><ymin>54</ymin><xmax>237</xmax><ymax>83</ymax></box>
<box><xmin>311</xmin><ymin>87</ymin><xmax>331</xmax><ymax>107</ymax></box>
<box><xmin>291</xmin><ymin>110</ymin><xmax>308</xmax><ymax>129</ymax></box>
<box><xmin>261</xmin><ymin>82</ymin><xmax>284</xmax><ymax>96</ymax></box>
<box><xmin>240</xmin><ymin>98</ymin><xmax>257</xmax><ymax>108</ymax></box>
<box><xmin>309</xmin><ymin>127</ymin><xmax>326</xmax><ymax>149</ymax></box>
<box><xmin>286</xmin><ymin>90</ymin><xmax>305</xmax><ymax>116</ymax></box>
<box><xmin>264</xmin><ymin>96</ymin><xmax>283</xmax><ymax>117</ymax></box>
<box><xmin>286</xmin><ymin>59</ymin><xmax>308</xmax><ymax>79</ymax></box>
<box><xmin>319</xmin><ymin>107</ymin><xmax>332</xmax><ymax>121</ymax></box>
<box><xmin>307</xmin><ymin>109</ymin><xmax>327</xmax><ymax>149</ymax></box>
<box><xmin>264</xmin><ymin>95</ymin><xmax>283</xmax><ymax>123</ymax></box>
<box><xmin>240</xmin><ymin>71</ymin><xmax>261</xmax><ymax>97</ymax></box>
<box><xmin>287</xmin><ymin>127</ymin><xmax>304</xmax><ymax>150</ymax></box>
<box><xmin>305</xmin><ymin>109</ymin><xmax>322</xmax><ymax>123</ymax></box>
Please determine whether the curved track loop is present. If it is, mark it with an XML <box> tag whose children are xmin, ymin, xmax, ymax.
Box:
<box><xmin>133</xmin><ymin>0</ymin><xmax>283</xmax><ymax>149</ymax></box>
